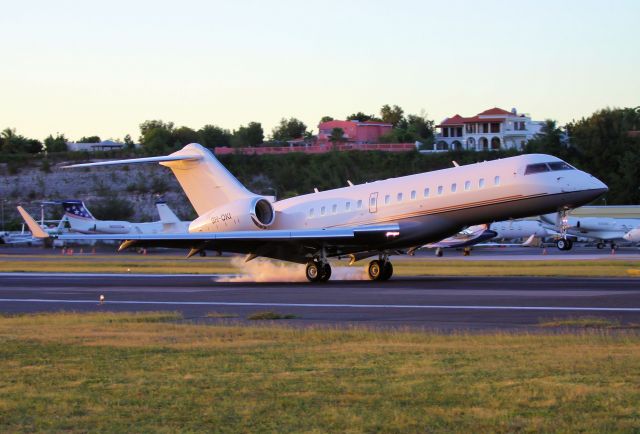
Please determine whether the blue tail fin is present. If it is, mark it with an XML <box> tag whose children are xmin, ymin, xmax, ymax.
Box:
<box><xmin>62</xmin><ymin>200</ymin><xmax>95</xmax><ymax>220</ymax></box>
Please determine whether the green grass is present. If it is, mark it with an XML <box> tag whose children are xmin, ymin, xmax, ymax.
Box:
<box><xmin>539</xmin><ymin>316</ymin><xmax>640</xmax><ymax>329</ymax></box>
<box><xmin>206</xmin><ymin>312</ymin><xmax>239</xmax><ymax>319</ymax></box>
<box><xmin>1</xmin><ymin>312</ymin><xmax>639</xmax><ymax>432</ymax></box>
<box><xmin>1</xmin><ymin>254</ymin><xmax>639</xmax><ymax>277</ymax></box>
<box><xmin>247</xmin><ymin>311</ymin><xmax>298</xmax><ymax>320</ymax></box>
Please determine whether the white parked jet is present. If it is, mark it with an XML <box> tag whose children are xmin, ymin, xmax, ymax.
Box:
<box><xmin>540</xmin><ymin>213</ymin><xmax>640</xmax><ymax>250</ymax></box>
<box><xmin>19</xmin><ymin>143</ymin><xmax>607</xmax><ymax>281</ymax></box>
<box><xmin>61</xmin><ymin>199</ymin><xmax>190</xmax><ymax>235</ymax></box>
<box><xmin>623</xmin><ymin>227</ymin><xmax>640</xmax><ymax>242</ymax></box>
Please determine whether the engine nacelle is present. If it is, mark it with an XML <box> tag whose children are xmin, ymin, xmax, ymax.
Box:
<box><xmin>189</xmin><ymin>197</ymin><xmax>275</xmax><ymax>233</ymax></box>
<box><xmin>573</xmin><ymin>217</ymin><xmax>617</xmax><ymax>232</ymax></box>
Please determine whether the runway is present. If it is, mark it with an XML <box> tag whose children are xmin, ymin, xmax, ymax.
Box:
<box><xmin>1</xmin><ymin>273</ymin><xmax>640</xmax><ymax>330</ymax></box>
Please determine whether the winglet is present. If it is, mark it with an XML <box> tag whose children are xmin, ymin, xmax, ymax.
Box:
<box><xmin>16</xmin><ymin>206</ymin><xmax>49</xmax><ymax>239</ymax></box>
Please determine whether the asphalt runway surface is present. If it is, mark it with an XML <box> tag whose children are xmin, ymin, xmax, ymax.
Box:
<box><xmin>1</xmin><ymin>273</ymin><xmax>640</xmax><ymax>330</ymax></box>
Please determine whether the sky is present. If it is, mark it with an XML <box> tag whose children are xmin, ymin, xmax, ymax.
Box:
<box><xmin>1</xmin><ymin>0</ymin><xmax>639</xmax><ymax>142</ymax></box>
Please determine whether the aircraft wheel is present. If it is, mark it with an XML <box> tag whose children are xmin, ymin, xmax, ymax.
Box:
<box><xmin>611</xmin><ymin>243</ymin><xmax>618</xmax><ymax>250</ymax></box>
<box><xmin>319</xmin><ymin>263</ymin><xmax>332</xmax><ymax>282</ymax></box>
<box><xmin>305</xmin><ymin>261</ymin><xmax>321</xmax><ymax>282</ymax></box>
<box><xmin>556</xmin><ymin>238</ymin><xmax>572</xmax><ymax>251</ymax></box>
<box><xmin>435</xmin><ymin>248</ymin><xmax>444</xmax><ymax>257</ymax></box>
<box><xmin>380</xmin><ymin>261</ymin><xmax>393</xmax><ymax>281</ymax></box>
<box><xmin>596</xmin><ymin>242</ymin><xmax>605</xmax><ymax>249</ymax></box>
<box><xmin>368</xmin><ymin>260</ymin><xmax>383</xmax><ymax>281</ymax></box>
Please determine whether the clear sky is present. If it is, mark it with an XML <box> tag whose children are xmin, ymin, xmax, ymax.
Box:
<box><xmin>1</xmin><ymin>0</ymin><xmax>639</xmax><ymax>142</ymax></box>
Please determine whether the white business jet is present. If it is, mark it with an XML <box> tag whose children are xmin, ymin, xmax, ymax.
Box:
<box><xmin>540</xmin><ymin>213</ymin><xmax>640</xmax><ymax>250</ymax></box>
<box><xmin>60</xmin><ymin>199</ymin><xmax>190</xmax><ymax>235</ymax></box>
<box><xmin>18</xmin><ymin>143</ymin><xmax>607</xmax><ymax>282</ymax></box>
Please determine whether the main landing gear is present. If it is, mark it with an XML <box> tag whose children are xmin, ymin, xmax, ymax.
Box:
<box><xmin>556</xmin><ymin>237</ymin><xmax>573</xmax><ymax>251</ymax></box>
<box><xmin>305</xmin><ymin>260</ymin><xmax>331</xmax><ymax>283</ymax></box>
<box><xmin>367</xmin><ymin>255</ymin><xmax>393</xmax><ymax>281</ymax></box>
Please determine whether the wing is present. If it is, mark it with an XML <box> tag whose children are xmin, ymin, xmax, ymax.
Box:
<box><xmin>58</xmin><ymin>225</ymin><xmax>399</xmax><ymax>263</ymax></box>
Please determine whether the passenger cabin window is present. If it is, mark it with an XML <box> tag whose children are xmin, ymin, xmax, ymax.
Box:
<box><xmin>464</xmin><ymin>180</ymin><xmax>471</xmax><ymax>191</ymax></box>
<box><xmin>357</xmin><ymin>200</ymin><xmax>362</xmax><ymax>209</ymax></box>
<box><xmin>451</xmin><ymin>183</ymin><xmax>457</xmax><ymax>193</ymax></box>
<box><xmin>411</xmin><ymin>190</ymin><xmax>416</xmax><ymax>200</ymax></box>
<box><xmin>397</xmin><ymin>192</ymin><xmax>403</xmax><ymax>202</ymax></box>
<box><xmin>370</xmin><ymin>196</ymin><xmax>376</xmax><ymax>207</ymax></box>
<box><xmin>346</xmin><ymin>201</ymin><xmax>351</xmax><ymax>211</ymax></box>
<box><xmin>424</xmin><ymin>187</ymin><xmax>430</xmax><ymax>198</ymax></box>
<box><xmin>309</xmin><ymin>208</ymin><xmax>314</xmax><ymax>217</ymax></box>
<box><xmin>478</xmin><ymin>178</ymin><xmax>485</xmax><ymax>188</ymax></box>
<box><xmin>437</xmin><ymin>186</ymin><xmax>443</xmax><ymax>195</ymax></box>
<box><xmin>385</xmin><ymin>194</ymin><xmax>390</xmax><ymax>205</ymax></box>
<box><xmin>321</xmin><ymin>206</ymin><xmax>326</xmax><ymax>215</ymax></box>
<box><xmin>524</xmin><ymin>163</ymin><xmax>551</xmax><ymax>175</ymax></box>
<box><xmin>494</xmin><ymin>176</ymin><xmax>500</xmax><ymax>186</ymax></box>
<box><xmin>332</xmin><ymin>204</ymin><xmax>337</xmax><ymax>214</ymax></box>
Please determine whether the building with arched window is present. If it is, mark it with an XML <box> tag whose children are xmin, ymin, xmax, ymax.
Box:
<box><xmin>432</xmin><ymin>107</ymin><xmax>543</xmax><ymax>152</ymax></box>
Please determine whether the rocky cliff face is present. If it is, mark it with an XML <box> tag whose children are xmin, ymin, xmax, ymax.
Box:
<box><xmin>0</xmin><ymin>160</ymin><xmax>195</xmax><ymax>227</ymax></box>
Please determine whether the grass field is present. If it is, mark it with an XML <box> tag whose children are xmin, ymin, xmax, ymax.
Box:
<box><xmin>1</xmin><ymin>312</ymin><xmax>639</xmax><ymax>432</ymax></box>
<box><xmin>0</xmin><ymin>254</ymin><xmax>639</xmax><ymax>277</ymax></box>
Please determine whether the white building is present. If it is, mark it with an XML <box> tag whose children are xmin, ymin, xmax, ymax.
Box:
<box><xmin>66</xmin><ymin>140</ymin><xmax>136</xmax><ymax>152</ymax></box>
<box><xmin>433</xmin><ymin>107</ymin><xmax>543</xmax><ymax>152</ymax></box>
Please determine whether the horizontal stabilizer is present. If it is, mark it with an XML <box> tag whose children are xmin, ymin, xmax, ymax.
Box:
<box><xmin>16</xmin><ymin>206</ymin><xmax>49</xmax><ymax>239</ymax></box>
<box><xmin>62</xmin><ymin>154</ymin><xmax>201</xmax><ymax>169</ymax></box>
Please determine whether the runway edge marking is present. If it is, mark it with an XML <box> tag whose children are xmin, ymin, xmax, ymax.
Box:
<box><xmin>1</xmin><ymin>298</ymin><xmax>640</xmax><ymax>312</ymax></box>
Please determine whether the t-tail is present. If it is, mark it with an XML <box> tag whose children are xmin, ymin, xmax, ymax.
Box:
<box><xmin>155</xmin><ymin>200</ymin><xmax>180</xmax><ymax>224</ymax></box>
<box><xmin>62</xmin><ymin>200</ymin><xmax>96</xmax><ymax>221</ymax></box>
<box><xmin>63</xmin><ymin>143</ymin><xmax>254</xmax><ymax>216</ymax></box>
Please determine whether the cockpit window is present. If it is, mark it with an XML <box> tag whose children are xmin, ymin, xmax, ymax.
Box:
<box><xmin>525</xmin><ymin>161</ymin><xmax>575</xmax><ymax>175</ymax></box>
<box><xmin>547</xmin><ymin>161</ymin><xmax>574</xmax><ymax>171</ymax></box>
<box><xmin>524</xmin><ymin>163</ymin><xmax>550</xmax><ymax>175</ymax></box>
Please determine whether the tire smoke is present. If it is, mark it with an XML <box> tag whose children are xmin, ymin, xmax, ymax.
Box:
<box><xmin>216</xmin><ymin>257</ymin><xmax>367</xmax><ymax>282</ymax></box>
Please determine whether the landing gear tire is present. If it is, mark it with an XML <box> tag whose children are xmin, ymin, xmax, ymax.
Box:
<box><xmin>320</xmin><ymin>263</ymin><xmax>332</xmax><ymax>282</ymax></box>
<box><xmin>556</xmin><ymin>238</ymin><xmax>573</xmax><ymax>251</ymax></box>
<box><xmin>611</xmin><ymin>243</ymin><xmax>618</xmax><ymax>250</ymax></box>
<box><xmin>435</xmin><ymin>248</ymin><xmax>444</xmax><ymax>257</ymax></box>
<box><xmin>306</xmin><ymin>261</ymin><xmax>331</xmax><ymax>282</ymax></box>
<box><xmin>368</xmin><ymin>260</ymin><xmax>393</xmax><ymax>281</ymax></box>
<box><xmin>306</xmin><ymin>261</ymin><xmax>321</xmax><ymax>282</ymax></box>
<box><xmin>596</xmin><ymin>242</ymin><xmax>605</xmax><ymax>249</ymax></box>
<box><xmin>381</xmin><ymin>261</ymin><xmax>393</xmax><ymax>281</ymax></box>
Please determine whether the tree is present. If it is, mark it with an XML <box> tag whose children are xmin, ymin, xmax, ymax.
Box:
<box><xmin>346</xmin><ymin>112</ymin><xmax>379</xmax><ymax>122</ymax></box>
<box><xmin>43</xmin><ymin>134</ymin><xmax>68</xmax><ymax>153</ymax></box>
<box><xmin>139</xmin><ymin>120</ymin><xmax>174</xmax><ymax>153</ymax></box>
<box><xmin>77</xmin><ymin>136</ymin><xmax>101</xmax><ymax>143</ymax></box>
<box><xmin>198</xmin><ymin>124</ymin><xmax>232</xmax><ymax>148</ymax></box>
<box><xmin>380</xmin><ymin>104</ymin><xmax>405</xmax><ymax>127</ymax></box>
<box><xmin>231</xmin><ymin>122</ymin><xmax>264</xmax><ymax>147</ymax></box>
<box><xmin>524</xmin><ymin>120</ymin><xmax>568</xmax><ymax>159</ymax></box>
<box><xmin>172</xmin><ymin>126</ymin><xmax>199</xmax><ymax>147</ymax></box>
<box><xmin>328</xmin><ymin>127</ymin><xmax>346</xmax><ymax>148</ymax></box>
<box><xmin>320</xmin><ymin>116</ymin><xmax>334</xmax><ymax>123</ymax></box>
<box><xmin>271</xmin><ymin>117</ymin><xmax>307</xmax><ymax>141</ymax></box>
<box><xmin>124</xmin><ymin>134</ymin><xmax>135</xmax><ymax>150</ymax></box>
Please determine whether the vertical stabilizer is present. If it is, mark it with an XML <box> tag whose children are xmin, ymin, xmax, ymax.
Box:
<box><xmin>160</xmin><ymin>144</ymin><xmax>252</xmax><ymax>215</ymax></box>
<box><xmin>156</xmin><ymin>201</ymin><xmax>181</xmax><ymax>224</ymax></box>
<box><xmin>62</xmin><ymin>200</ymin><xmax>96</xmax><ymax>221</ymax></box>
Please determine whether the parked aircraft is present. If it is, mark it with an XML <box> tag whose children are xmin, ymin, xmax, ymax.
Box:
<box><xmin>19</xmin><ymin>143</ymin><xmax>607</xmax><ymax>281</ymax></box>
<box><xmin>623</xmin><ymin>227</ymin><xmax>640</xmax><ymax>242</ymax></box>
<box><xmin>540</xmin><ymin>212</ymin><xmax>640</xmax><ymax>250</ymax></box>
<box><xmin>61</xmin><ymin>200</ymin><xmax>190</xmax><ymax>235</ymax></box>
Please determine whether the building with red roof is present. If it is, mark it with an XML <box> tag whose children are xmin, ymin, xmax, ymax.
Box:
<box><xmin>432</xmin><ymin>107</ymin><xmax>543</xmax><ymax>152</ymax></box>
<box><xmin>316</xmin><ymin>120</ymin><xmax>393</xmax><ymax>145</ymax></box>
